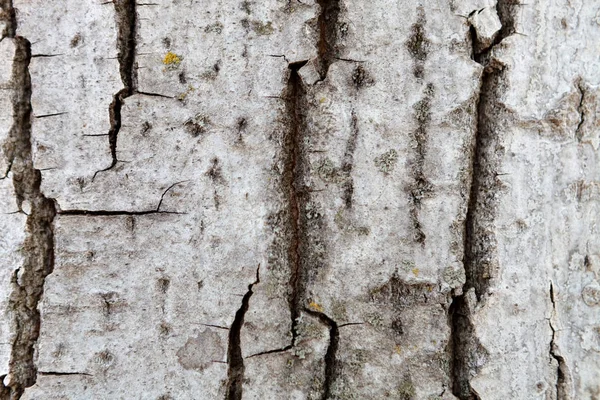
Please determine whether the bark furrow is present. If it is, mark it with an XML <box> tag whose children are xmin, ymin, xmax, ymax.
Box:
<box><xmin>1</xmin><ymin>27</ymin><xmax>56</xmax><ymax>400</ymax></box>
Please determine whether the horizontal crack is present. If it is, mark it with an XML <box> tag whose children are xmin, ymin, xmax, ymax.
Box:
<box><xmin>37</xmin><ymin>371</ymin><xmax>92</xmax><ymax>377</ymax></box>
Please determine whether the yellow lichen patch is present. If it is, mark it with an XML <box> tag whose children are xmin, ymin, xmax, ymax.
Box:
<box><xmin>162</xmin><ymin>51</ymin><xmax>182</xmax><ymax>66</ymax></box>
<box><xmin>308</xmin><ymin>301</ymin><xmax>324</xmax><ymax>313</ymax></box>
<box><xmin>411</xmin><ymin>268</ymin><xmax>420</xmax><ymax>277</ymax></box>
<box><xmin>394</xmin><ymin>345</ymin><xmax>402</xmax><ymax>354</ymax></box>
<box><xmin>177</xmin><ymin>85</ymin><xmax>195</xmax><ymax>101</ymax></box>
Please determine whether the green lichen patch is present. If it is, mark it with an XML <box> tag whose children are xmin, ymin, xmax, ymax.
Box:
<box><xmin>317</xmin><ymin>158</ymin><xmax>342</xmax><ymax>183</ymax></box>
<box><xmin>252</xmin><ymin>20</ymin><xmax>274</xmax><ymax>35</ymax></box>
<box><xmin>374</xmin><ymin>149</ymin><xmax>398</xmax><ymax>174</ymax></box>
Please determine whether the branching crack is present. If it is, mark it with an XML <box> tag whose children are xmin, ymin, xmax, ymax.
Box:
<box><xmin>304</xmin><ymin>309</ymin><xmax>339</xmax><ymax>400</ymax></box>
<box><xmin>94</xmin><ymin>0</ymin><xmax>137</xmax><ymax>179</ymax></box>
<box><xmin>57</xmin><ymin>181</ymin><xmax>188</xmax><ymax>216</ymax></box>
<box><xmin>225</xmin><ymin>266</ymin><xmax>260</xmax><ymax>400</ymax></box>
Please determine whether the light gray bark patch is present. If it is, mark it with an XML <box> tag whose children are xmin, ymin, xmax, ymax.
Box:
<box><xmin>177</xmin><ymin>330</ymin><xmax>225</xmax><ymax>372</ymax></box>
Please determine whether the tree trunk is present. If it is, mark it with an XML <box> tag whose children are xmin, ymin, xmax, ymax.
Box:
<box><xmin>0</xmin><ymin>0</ymin><xmax>598</xmax><ymax>399</ymax></box>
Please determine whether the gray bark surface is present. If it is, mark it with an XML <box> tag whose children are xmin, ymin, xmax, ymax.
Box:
<box><xmin>0</xmin><ymin>0</ymin><xmax>598</xmax><ymax>399</ymax></box>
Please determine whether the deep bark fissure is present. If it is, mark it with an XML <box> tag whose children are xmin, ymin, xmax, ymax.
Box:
<box><xmin>449</xmin><ymin>2</ymin><xmax>516</xmax><ymax>399</ymax></box>
<box><xmin>304</xmin><ymin>309</ymin><xmax>339</xmax><ymax>400</ymax></box>
<box><xmin>0</xmin><ymin>0</ymin><xmax>16</xmax><ymax>39</ymax></box>
<box><xmin>225</xmin><ymin>267</ymin><xmax>260</xmax><ymax>400</ymax></box>
<box><xmin>284</xmin><ymin>60</ymin><xmax>308</xmax><ymax>349</ymax></box>
<box><xmin>315</xmin><ymin>0</ymin><xmax>341</xmax><ymax>79</ymax></box>
<box><xmin>283</xmin><ymin>60</ymin><xmax>340</xmax><ymax>398</ymax></box>
<box><xmin>549</xmin><ymin>283</ymin><xmax>571</xmax><ymax>400</ymax></box>
<box><xmin>94</xmin><ymin>0</ymin><xmax>137</xmax><ymax>178</ymax></box>
<box><xmin>1</xmin><ymin>30</ymin><xmax>56</xmax><ymax>400</ymax></box>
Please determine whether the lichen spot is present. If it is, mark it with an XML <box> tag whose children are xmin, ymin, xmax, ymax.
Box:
<box><xmin>308</xmin><ymin>301</ymin><xmax>324</xmax><ymax>313</ymax></box>
<box><xmin>163</xmin><ymin>52</ymin><xmax>182</xmax><ymax>66</ymax></box>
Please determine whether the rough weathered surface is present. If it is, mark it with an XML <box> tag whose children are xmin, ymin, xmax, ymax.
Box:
<box><xmin>0</xmin><ymin>0</ymin><xmax>598</xmax><ymax>399</ymax></box>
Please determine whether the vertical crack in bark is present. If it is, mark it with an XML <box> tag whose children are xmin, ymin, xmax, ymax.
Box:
<box><xmin>409</xmin><ymin>83</ymin><xmax>434</xmax><ymax>245</ymax></box>
<box><xmin>94</xmin><ymin>0</ymin><xmax>137</xmax><ymax>178</ymax></box>
<box><xmin>0</xmin><ymin>0</ymin><xmax>16</xmax><ymax>39</ymax></box>
<box><xmin>283</xmin><ymin>61</ymin><xmax>339</xmax><ymax>398</ymax></box>
<box><xmin>315</xmin><ymin>0</ymin><xmax>341</xmax><ymax>79</ymax></box>
<box><xmin>0</xmin><ymin>31</ymin><xmax>56</xmax><ymax>400</ymax></box>
<box><xmin>549</xmin><ymin>283</ymin><xmax>572</xmax><ymax>400</ymax></box>
<box><xmin>450</xmin><ymin>1</ymin><xmax>516</xmax><ymax>398</ymax></box>
<box><xmin>575</xmin><ymin>80</ymin><xmax>586</xmax><ymax>142</ymax></box>
<box><xmin>225</xmin><ymin>266</ymin><xmax>260</xmax><ymax>400</ymax></box>
<box><xmin>304</xmin><ymin>309</ymin><xmax>339</xmax><ymax>400</ymax></box>
<box><xmin>340</xmin><ymin>111</ymin><xmax>358</xmax><ymax>208</ymax></box>
<box><xmin>284</xmin><ymin>61</ymin><xmax>308</xmax><ymax>350</ymax></box>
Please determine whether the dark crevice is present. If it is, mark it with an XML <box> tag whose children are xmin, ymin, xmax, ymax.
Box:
<box><xmin>304</xmin><ymin>309</ymin><xmax>339</xmax><ymax>400</ymax></box>
<box><xmin>58</xmin><ymin>210</ymin><xmax>183</xmax><ymax>216</ymax></box>
<box><xmin>136</xmin><ymin>91</ymin><xmax>174</xmax><ymax>99</ymax></box>
<box><xmin>58</xmin><ymin>181</ymin><xmax>187</xmax><ymax>216</ymax></box>
<box><xmin>33</xmin><ymin>112</ymin><xmax>68</xmax><ymax>119</ymax></box>
<box><xmin>284</xmin><ymin>62</ymin><xmax>307</xmax><ymax>351</ymax></box>
<box><xmin>315</xmin><ymin>0</ymin><xmax>341</xmax><ymax>79</ymax></box>
<box><xmin>575</xmin><ymin>80</ymin><xmax>586</xmax><ymax>142</ymax></box>
<box><xmin>450</xmin><ymin>1</ymin><xmax>515</xmax><ymax>399</ymax></box>
<box><xmin>549</xmin><ymin>283</ymin><xmax>571</xmax><ymax>400</ymax></box>
<box><xmin>36</xmin><ymin>372</ymin><xmax>92</xmax><ymax>377</ymax></box>
<box><xmin>341</xmin><ymin>111</ymin><xmax>358</xmax><ymax>208</ymax></box>
<box><xmin>113</xmin><ymin>0</ymin><xmax>137</xmax><ymax>93</ymax></box>
<box><xmin>283</xmin><ymin>60</ymin><xmax>337</xmax><ymax>399</ymax></box>
<box><xmin>0</xmin><ymin>0</ymin><xmax>16</xmax><ymax>39</ymax></box>
<box><xmin>246</xmin><ymin>345</ymin><xmax>292</xmax><ymax>359</ymax></box>
<box><xmin>225</xmin><ymin>266</ymin><xmax>260</xmax><ymax>400</ymax></box>
<box><xmin>409</xmin><ymin>83</ymin><xmax>434</xmax><ymax>246</ymax></box>
<box><xmin>30</xmin><ymin>54</ymin><xmax>63</xmax><ymax>58</ymax></box>
<box><xmin>94</xmin><ymin>0</ymin><xmax>137</xmax><ymax>179</ymax></box>
<box><xmin>0</xmin><ymin>31</ymin><xmax>56</xmax><ymax>400</ymax></box>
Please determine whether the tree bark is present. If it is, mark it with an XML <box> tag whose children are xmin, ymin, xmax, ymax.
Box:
<box><xmin>0</xmin><ymin>0</ymin><xmax>598</xmax><ymax>399</ymax></box>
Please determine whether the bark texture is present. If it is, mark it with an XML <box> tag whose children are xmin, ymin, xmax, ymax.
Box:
<box><xmin>0</xmin><ymin>0</ymin><xmax>599</xmax><ymax>399</ymax></box>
